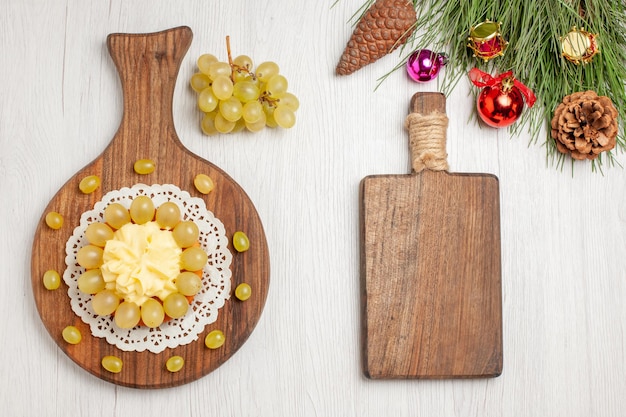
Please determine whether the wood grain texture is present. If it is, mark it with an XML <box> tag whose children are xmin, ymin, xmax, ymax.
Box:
<box><xmin>360</xmin><ymin>92</ymin><xmax>502</xmax><ymax>379</ymax></box>
<box><xmin>30</xmin><ymin>26</ymin><xmax>270</xmax><ymax>389</ymax></box>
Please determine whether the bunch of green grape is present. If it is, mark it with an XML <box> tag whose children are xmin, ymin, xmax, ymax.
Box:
<box><xmin>190</xmin><ymin>53</ymin><xmax>299</xmax><ymax>134</ymax></box>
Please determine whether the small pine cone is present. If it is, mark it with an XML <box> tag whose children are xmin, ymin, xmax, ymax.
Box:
<box><xmin>336</xmin><ymin>0</ymin><xmax>416</xmax><ymax>76</ymax></box>
<box><xmin>550</xmin><ymin>90</ymin><xmax>619</xmax><ymax>160</ymax></box>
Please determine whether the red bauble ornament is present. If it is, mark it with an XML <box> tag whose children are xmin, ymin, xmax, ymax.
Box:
<box><xmin>476</xmin><ymin>80</ymin><xmax>524</xmax><ymax>128</ymax></box>
<box><xmin>469</xmin><ymin>68</ymin><xmax>536</xmax><ymax>129</ymax></box>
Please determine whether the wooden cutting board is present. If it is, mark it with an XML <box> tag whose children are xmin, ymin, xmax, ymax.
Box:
<box><xmin>360</xmin><ymin>92</ymin><xmax>502</xmax><ymax>379</ymax></box>
<box><xmin>30</xmin><ymin>27</ymin><xmax>270</xmax><ymax>388</ymax></box>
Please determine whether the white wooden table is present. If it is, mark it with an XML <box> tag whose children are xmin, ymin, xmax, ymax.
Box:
<box><xmin>1</xmin><ymin>1</ymin><xmax>625</xmax><ymax>416</ymax></box>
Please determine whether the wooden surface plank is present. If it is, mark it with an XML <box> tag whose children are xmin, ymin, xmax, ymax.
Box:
<box><xmin>2</xmin><ymin>1</ymin><xmax>626</xmax><ymax>416</ymax></box>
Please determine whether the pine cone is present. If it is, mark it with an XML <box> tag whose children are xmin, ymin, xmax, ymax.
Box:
<box><xmin>336</xmin><ymin>0</ymin><xmax>416</xmax><ymax>76</ymax></box>
<box><xmin>550</xmin><ymin>91</ymin><xmax>619</xmax><ymax>160</ymax></box>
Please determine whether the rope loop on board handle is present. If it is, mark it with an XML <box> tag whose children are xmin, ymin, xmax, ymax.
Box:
<box><xmin>404</xmin><ymin>111</ymin><xmax>449</xmax><ymax>173</ymax></box>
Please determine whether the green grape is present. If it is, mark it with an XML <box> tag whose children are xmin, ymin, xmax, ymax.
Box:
<box><xmin>232</xmin><ymin>118</ymin><xmax>246</xmax><ymax>133</ymax></box>
<box><xmin>156</xmin><ymin>202</ymin><xmax>181</xmax><ymax>229</ymax></box>
<box><xmin>242</xmin><ymin>100</ymin><xmax>264</xmax><ymax>124</ymax></box>
<box><xmin>129</xmin><ymin>196</ymin><xmax>155</xmax><ymax>224</ymax></box>
<box><xmin>181</xmin><ymin>247</ymin><xmax>208</xmax><ymax>271</ymax></box>
<box><xmin>175</xmin><ymin>271</ymin><xmax>202</xmax><ymax>296</ymax></box>
<box><xmin>265</xmin><ymin>74</ymin><xmax>288</xmax><ymax>98</ymax></box>
<box><xmin>76</xmin><ymin>245</ymin><xmax>104</xmax><ymax>269</ymax></box>
<box><xmin>114</xmin><ymin>301</ymin><xmax>141</xmax><ymax>329</ymax></box>
<box><xmin>233</xmin><ymin>81</ymin><xmax>260</xmax><ymax>103</ymax></box>
<box><xmin>62</xmin><ymin>325</ymin><xmax>82</xmax><ymax>345</ymax></box>
<box><xmin>232</xmin><ymin>70</ymin><xmax>253</xmax><ymax>83</ymax></box>
<box><xmin>163</xmin><ymin>293</ymin><xmax>189</xmax><ymax>319</ymax></box>
<box><xmin>201</xmin><ymin>112</ymin><xmax>218</xmax><ymax>136</ymax></box>
<box><xmin>235</xmin><ymin>283</ymin><xmax>252</xmax><ymax>301</ymax></box>
<box><xmin>233</xmin><ymin>55</ymin><xmax>253</xmax><ymax>71</ymax></box>
<box><xmin>232</xmin><ymin>231</ymin><xmax>250</xmax><ymax>252</ymax></box>
<box><xmin>207</xmin><ymin>61</ymin><xmax>232</xmax><ymax>79</ymax></box>
<box><xmin>101</xmin><ymin>355</ymin><xmax>123</xmax><ymax>373</ymax></box>
<box><xmin>198</xmin><ymin>87</ymin><xmax>219</xmax><ymax>113</ymax></box>
<box><xmin>273</xmin><ymin>105</ymin><xmax>296</xmax><ymax>129</ymax></box>
<box><xmin>190</xmin><ymin>73</ymin><xmax>211</xmax><ymax>92</ymax></box>
<box><xmin>194</xmin><ymin>173</ymin><xmax>215</xmax><ymax>194</ymax></box>
<box><xmin>140</xmin><ymin>298</ymin><xmax>165</xmax><ymax>328</ymax></box>
<box><xmin>214</xmin><ymin>112</ymin><xmax>236</xmax><ymax>134</ymax></box>
<box><xmin>85</xmin><ymin>222</ymin><xmax>114</xmax><ymax>247</ymax></box>
<box><xmin>256</xmin><ymin>61</ymin><xmax>280</xmax><ymax>82</ymax></box>
<box><xmin>212</xmin><ymin>75</ymin><xmax>234</xmax><ymax>100</ymax></box>
<box><xmin>172</xmin><ymin>221</ymin><xmax>199</xmax><ymax>248</ymax></box>
<box><xmin>204</xmin><ymin>329</ymin><xmax>225</xmax><ymax>349</ymax></box>
<box><xmin>91</xmin><ymin>289</ymin><xmax>120</xmax><ymax>316</ymax></box>
<box><xmin>104</xmin><ymin>203</ymin><xmax>131</xmax><ymax>229</ymax></box>
<box><xmin>219</xmin><ymin>96</ymin><xmax>243</xmax><ymax>122</ymax></box>
<box><xmin>43</xmin><ymin>270</ymin><xmax>61</xmax><ymax>290</ymax></box>
<box><xmin>45</xmin><ymin>211</ymin><xmax>63</xmax><ymax>230</ymax></box>
<box><xmin>77</xmin><ymin>269</ymin><xmax>105</xmax><ymax>294</ymax></box>
<box><xmin>79</xmin><ymin>175</ymin><xmax>101</xmax><ymax>194</ymax></box>
<box><xmin>166</xmin><ymin>355</ymin><xmax>185</xmax><ymax>373</ymax></box>
<box><xmin>263</xmin><ymin>104</ymin><xmax>278</xmax><ymax>128</ymax></box>
<box><xmin>197</xmin><ymin>54</ymin><xmax>218</xmax><ymax>75</ymax></box>
<box><xmin>134</xmin><ymin>158</ymin><xmax>156</xmax><ymax>175</ymax></box>
<box><xmin>279</xmin><ymin>92</ymin><xmax>300</xmax><ymax>111</ymax></box>
<box><xmin>245</xmin><ymin>115</ymin><xmax>267</xmax><ymax>133</ymax></box>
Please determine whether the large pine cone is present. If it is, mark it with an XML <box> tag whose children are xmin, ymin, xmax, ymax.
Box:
<box><xmin>550</xmin><ymin>91</ymin><xmax>619</xmax><ymax>160</ymax></box>
<box><xmin>336</xmin><ymin>0</ymin><xmax>416</xmax><ymax>76</ymax></box>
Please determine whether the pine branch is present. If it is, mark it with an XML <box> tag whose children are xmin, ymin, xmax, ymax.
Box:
<box><xmin>361</xmin><ymin>0</ymin><xmax>626</xmax><ymax>170</ymax></box>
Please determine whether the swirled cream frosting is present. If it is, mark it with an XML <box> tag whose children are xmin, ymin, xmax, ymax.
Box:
<box><xmin>101</xmin><ymin>221</ymin><xmax>181</xmax><ymax>306</ymax></box>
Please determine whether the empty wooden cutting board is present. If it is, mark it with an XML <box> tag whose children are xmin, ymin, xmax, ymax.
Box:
<box><xmin>360</xmin><ymin>92</ymin><xmax>502</xmax><ymax>379</ymax></box>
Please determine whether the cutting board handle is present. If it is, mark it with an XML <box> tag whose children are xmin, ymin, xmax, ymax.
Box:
<box><xmin>106</xmin><ymin>26</ymin><xmax>193</xmax><ymax>150</ymax></box>
<box><xmin>406</xmin><ymin>92</ymin><xmax>449</xmax><ymax>173</ymax></box>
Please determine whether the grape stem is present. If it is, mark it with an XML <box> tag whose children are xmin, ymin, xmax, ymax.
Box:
<box><xmin>224</xmin><ymin>36</ymin><xmax>279</xmax><ymax>108</ymax></box>
<box><xmin>259</xmin><ymin>92</ymin><xmax>279</xmax><ymax>107</ymax></box>
<box><xmin>225</xmin><ymin>35</ymin><xmax>253</xmax><ymax>83</ymax></box>
<box><xmin>226</xmin><ymin>36</ymin><xmax>233</xmax><ymax>68</ymax></box>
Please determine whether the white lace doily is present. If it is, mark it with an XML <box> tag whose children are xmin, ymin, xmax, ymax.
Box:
<box><xmin>63</xmin><ymin>183</ymin><xmax>232</xmax><ymax>353</ymax></box>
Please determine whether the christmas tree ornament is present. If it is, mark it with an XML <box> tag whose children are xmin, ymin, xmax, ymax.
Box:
<box><xmin>560</xmin><ymin>27</ymin><xmax>599</xmax><ymax>65</ymax></box>
<box><xmin>467</xmin><ymin>20</ymin><xmax>508</xmax><ymax>62</ymax></box>
<box><xmin>550</xmin><ymin>91</ymin><xmax>618</xmax><ymax>160</ymax></box>
<box><xmin>344</xmin><ymin>0</ymin><xmax>626</xmax><ymax>169</ymax></box>
<box><xmin>406</xmin><ymin>49</ymin><xmax>447</xmax><ymax>82</ymax></box>
<box><xmin>336</xmin><ymin>0</ymin><xmax>417</xmax><ymax>75</ymax></box>
<box><xmin>469</xmin><ymin>68</ymin><xmax>536</xmax><ymax>129</ymax></box>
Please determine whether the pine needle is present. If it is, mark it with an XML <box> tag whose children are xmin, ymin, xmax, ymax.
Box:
<box><xmin>365</xmin><ymin>0</ymin><xmax>626</xmax><ymax>170</ymax></box>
